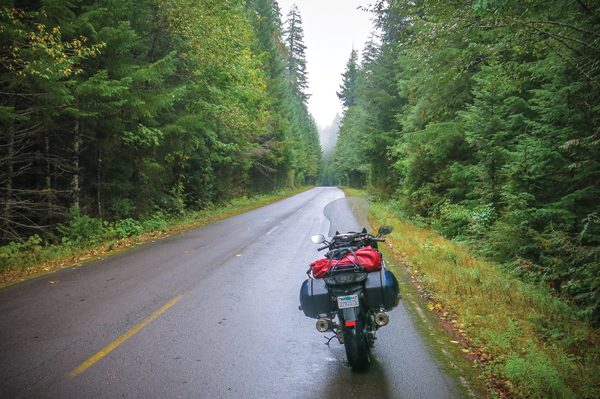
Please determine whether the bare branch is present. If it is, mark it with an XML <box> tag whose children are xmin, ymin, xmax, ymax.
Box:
<box><xmin>521</xmin><ymin>22</ymin><xmax>600</xmax><ymax>55</ymax></box>
<box><xmin>544</xmin><ymin>40</ymin><xmax>600</xmax><ymax>89</ymax></box>
<box><xmin>574</xmin><ymin>0</ymin><xmax>595</xmax><ymax>16</ymax></box>
<box><xmin>527</xmin><ymin>19</ymin><xmax>600</xmax><ymax>38</ymax></box>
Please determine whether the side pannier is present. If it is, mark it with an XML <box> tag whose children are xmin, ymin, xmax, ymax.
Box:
<box><xmin>364</xmin><ymin>268</ymin><xmax>400</xmax><ymax>311</ymax></box>
<box><xmin>299</xmin><ymin>278</ymin><xmax>335</xmax><ymax>319</ymax></box>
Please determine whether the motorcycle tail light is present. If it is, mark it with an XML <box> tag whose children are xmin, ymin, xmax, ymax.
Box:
<box><xmin>324</xmin><ymin>272</ymin><xmax>367</xmax><ymax>285</ymax></box>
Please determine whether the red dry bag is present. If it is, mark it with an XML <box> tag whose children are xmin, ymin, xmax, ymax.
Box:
<box><xmin>310</xmin><ymin>246</ymin><xmax>382</xmax><ymax>278</ymax></box>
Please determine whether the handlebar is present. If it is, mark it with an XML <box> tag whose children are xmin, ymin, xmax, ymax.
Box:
<box><xmin>317</xmin><ymin>234</ymin><xmax>385</xmax><ymax>251</ymax></box>
<box><xmin>360</xmin><ymin>234</ymin><xmax>385</xmax><ymax>243</ymax></box>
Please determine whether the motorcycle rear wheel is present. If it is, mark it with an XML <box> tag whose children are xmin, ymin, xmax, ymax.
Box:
<box><xmin>342</xmin><ymin>315</ymin><xmax>370</xmax><ymax>371</ymax></box>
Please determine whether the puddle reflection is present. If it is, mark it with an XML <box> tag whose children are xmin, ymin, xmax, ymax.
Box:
<box><xmin>321</xmin><ymin>351</ymin><xmax>394</xmax><ymax>399</ymax></box>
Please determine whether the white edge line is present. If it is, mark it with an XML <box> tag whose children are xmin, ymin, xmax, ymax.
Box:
<box><xmin>266</xmin><ymin>226</ymin><xmax>279</xmax><ymax>235</ymax></box>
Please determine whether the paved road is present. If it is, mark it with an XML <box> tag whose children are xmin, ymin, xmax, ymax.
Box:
<box><xmin>0</xmin><ymin>187</ymin><xmax>463</xmax><ymax>398</ymax></box>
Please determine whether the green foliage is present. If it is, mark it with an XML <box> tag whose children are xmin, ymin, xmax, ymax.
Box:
<box><xmin>433</xmin><ymin>202</ymin><xmax>472</xmax><ymax>238</ymax></box>
<box><xmin>113</xmin><ymin>218</ymin><xmax>142</xmax><ymax>238</ymax></box>
<box><xmin>56</xmin><ymin>208</ymin><xmax>105</xmax><ymax>245</ymax></box>
<box><xmin>335</xmin><ymin>4</ymin><xmax>600</xmax><ymax>394</ymax></box>
<box><xmin>333</xmin><ymin>0</ymin><xmax>600</xmax><ymax>328</ymax></box>
<box><xmin>367</xmin><ymin>196</ymin><xmax>600</xmax><ymax>399</ymax></box>
<box><xmin>337</xmin><ymin>49</ymin><xmax>359</xmax><ymax>108</ymax></box>
<box><xmin>503</xmin><ymin>341</ymin><xmax>577</xmax><ymax>399</ymax></box>
<box><xmin>432</xmin><ymin>202</ymin><xmax>497</xmax><ymax>240</ymax></box>
<box><xmin>0</xmin><ymin>6</ymin><xmax>103</xmax><ymax>78</ymax></box>
<box><xmin>0</xmin><ymin>187</ymin><xmax>306</xmax><ymax>275</ymax></box>
<box><xmin>331</xmin><ymin>106</ymin><xmax>369</xmax><ymax>187</ymax></box>
<box><xmin>142</xmin><ymin>211</ymin><xmax>168</xmax><ymax>233</ymax></box>
<box><xmin>283</xmin><ymin>4</ymin><xmax>308</xmax><ymax>102</ymax></box>
<box><xmin>1</xmin><ymin>0</ymin><xmax>322</xmax><ymax>245</ymax></box>
<box><xmin>110</xmin><ymin>199</ymin><xmax>136</xmax><ymax>219</ymax></box>
<box><xmin>0</xmin><ymin>235</ymin><xmax>43</xmax><ymax>272</ymax></box>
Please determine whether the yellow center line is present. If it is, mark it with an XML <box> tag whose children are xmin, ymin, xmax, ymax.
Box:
<box><xmin>68</xmin><ymin>294</ymin><xmax>183</xmax><ymax>378</ymax></box>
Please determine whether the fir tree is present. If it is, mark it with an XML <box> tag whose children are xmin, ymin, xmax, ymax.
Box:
<box><xmin>283</xmin><ymin>5</ymin><xmax>309</xmax><ymax>103</ymax></box>
<box><xmin>337</xmin><ymin>49</ymin><xmax>359</xmax><ymax>109</ymax></box>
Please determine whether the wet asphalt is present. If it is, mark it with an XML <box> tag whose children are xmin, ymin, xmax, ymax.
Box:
<box><xmin>0</xmin><ymin>187</ymin><xmax>464</xmax><ymax>398</ymax></box>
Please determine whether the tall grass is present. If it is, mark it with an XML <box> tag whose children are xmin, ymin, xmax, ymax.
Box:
<box><xmin>350</xmin><ymin>189</ymin><xmax>600</xmax><ymax>398</ymax></box>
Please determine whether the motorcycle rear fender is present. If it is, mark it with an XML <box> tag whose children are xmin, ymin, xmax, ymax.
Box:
<box><xmin>341</xmin><ymin>307</ymin><xmax>358</xmax><ymax>326</ymax></box>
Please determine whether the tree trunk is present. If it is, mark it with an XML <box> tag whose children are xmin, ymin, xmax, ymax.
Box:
<box><xmin>3</xmin><ymin>123</ymin><xmax>15</xmax><ymax>237</ymax></box>
<box><xmin>45</xmin><ymin>135</ymin><xmax>51</xmax><ymax>190</ymax></box>
<box><xmin>97</xmin><ymin>148</ymin><xmax>102</xmax><ymax>220</ymax></box>
<box><xmin>72</xmin><ymin>119</ymin><xmax>80</xmax><ymax>210</ymax></box>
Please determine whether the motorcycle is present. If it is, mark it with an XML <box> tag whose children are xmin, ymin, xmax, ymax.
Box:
<box><xmin>299</xmin><ymin>197</ymin><xmax>400</xmax><ymax>370</ymax></box>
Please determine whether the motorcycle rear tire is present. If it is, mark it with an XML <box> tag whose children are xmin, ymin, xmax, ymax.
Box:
<box><xmin>342</xmin><ymin>315</ymin><xmax>370</xmax><ymax>371</ymax></box>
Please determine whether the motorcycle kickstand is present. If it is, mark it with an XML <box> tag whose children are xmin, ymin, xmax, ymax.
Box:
<box><xmin>324</xmin><ymin>327</ymin><xmax>342</xmax><ymax>345</ymax></box>
<box><xmin>324</xmin><ymin>334</ymin><xmax>337</xmax><ymax>346</ymax></box>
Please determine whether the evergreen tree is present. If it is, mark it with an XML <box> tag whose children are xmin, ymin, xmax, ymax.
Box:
<box><xmin>0</xmin><ymin>3</ymin><xmax>101</xmax><ymax>240</ymax></box>
<box><xmin>337</xmin><ymin>49</ymin><xmax>358</xmax><ymax>109</ymax></box>
<box><xmin>283</xmin><ymin>4</ymin><xmax>309</xmax><ymax>103</ymax></box>
<box><xmin>245</xmin><ymin>0</ymin><xmax>295</xmax><ymax>191</ymax></box>
<box><xmin>0</xmin><ymin>0</ymin><xmax>323</xmax><ymax>244</ymax></box>
<box><xmin>333</xmin><ymin>0</ymin><xmax>600</xmax><ymax>324</ymax></box>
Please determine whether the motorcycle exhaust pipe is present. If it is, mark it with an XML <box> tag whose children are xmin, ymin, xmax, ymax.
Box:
<box><xmin>316</xmin><ymin>318</ymin><xmax>335</xmax><ymax>332</ymax></box>
<box><xmin>375</xmin><ymin>312</ymin><xmax>390</xmax><ymax>327</ymax></box>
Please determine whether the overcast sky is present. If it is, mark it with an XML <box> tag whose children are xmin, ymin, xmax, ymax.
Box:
<box><xmin>275</xmin><ymin>0</ymin><xmax>376</xmax><ymax>128</ymax></box>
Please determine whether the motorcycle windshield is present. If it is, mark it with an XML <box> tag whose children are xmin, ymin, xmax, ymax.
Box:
<box><xmin>323</xmin><ymin>197</ymin><xmax>372</xmax><ymax>238</ymax></box>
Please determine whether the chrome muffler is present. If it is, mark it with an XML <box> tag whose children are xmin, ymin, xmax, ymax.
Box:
<box><xmin>375</xmin><ymin>312</ymin><xmax>390</xmax><ymax>327</ymax></box>
<box><xmin>316</xmin><ymin>318</ymin><xmax>335</xmax><ymax>332</ymax></box>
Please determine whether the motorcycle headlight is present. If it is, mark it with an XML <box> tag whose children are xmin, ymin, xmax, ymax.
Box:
<box><xmin>324</xmin><ymin>272</ymin><xmax>368</xmax><ymax>285</ymax></box>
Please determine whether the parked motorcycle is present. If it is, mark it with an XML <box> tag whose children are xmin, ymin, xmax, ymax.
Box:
<box><xmin>299</xmin><ymin>197</ymin><xmax>400</xmax><ymax>370</ymax></box>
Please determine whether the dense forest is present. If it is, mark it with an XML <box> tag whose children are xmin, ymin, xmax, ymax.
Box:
<box><xmin>330</xmin><ymin>0</ymin><xmax>600</xmax><ymax>325</ymax></box>
<box><xmin>2</xmin><ymin>0</ymin><xmax>600</xmax><ymax>325</ymax></box>
<box><xmin>0</xmin><ymin>0</ymin><xmax>321</xmax><ymax>246</ymax></box>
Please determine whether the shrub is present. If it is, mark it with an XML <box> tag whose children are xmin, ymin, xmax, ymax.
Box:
<box><xmin>142</xmin><ymin>211</ymin><xmax>168</xmax><ymax>232</ymax></box>
<box><xmin>433</xmin><ymin>201</ymin><xmax>497</xmax><ymax>240</ymax></box>
<box><xmin>110</xmin><ymin>198</ymin><xmax>136</xmax><ymax>219</ymax></box>
<box><xmin>56</xmin><ymin>208</ymin><xmax>105</xmax><ymax>245</ymax></box>
<box><xmin>471</xmin><ymin>203</ymin><xmax>496</xmax><ymax>236</ymax></box>
<box><xmin>435</xmin><ymin>201</ymin><xmax>472</xmax><ymax>238</ymax></box>
<box><xmin>114</xmin><ymin>218</ymin><xmax>142</xmax><ymax>238</ymax></box>
<box><xmin>0</xmin><ymin>235</ymin><xmax>43</xmax><ymax>271</ymax></box>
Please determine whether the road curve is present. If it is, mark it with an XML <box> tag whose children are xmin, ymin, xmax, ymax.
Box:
<box><xmin>0</xmin><ymin>187</ymin><xmax>463</xmax><ymax>398</ymax></box>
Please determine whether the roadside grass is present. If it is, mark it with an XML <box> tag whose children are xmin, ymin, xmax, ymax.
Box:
<box><xmin>378</xmin><ymin>243</ymin><xmax>490</xmax><ymax>399</ymax></box>
<box><xmin>344</xmin><ymin>188</ymin><xmax>600</xmax><ymax>399</ymax></box>
<box><xmin>0</xmin><ymin>187</ymin><xmax>312</xmax><ymax>287</ymax></box>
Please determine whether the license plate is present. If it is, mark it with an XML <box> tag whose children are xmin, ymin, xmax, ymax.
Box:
<box><xmin>337</xmin><ymin>295</ymin><xmax>359</xmax><ymax>309</ymax></box>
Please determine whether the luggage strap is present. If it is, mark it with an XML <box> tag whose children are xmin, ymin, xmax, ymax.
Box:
<box><xmin>325</xmin><ymin>247</ymin><xmax>364</xmax><ymax>275</ymax></box>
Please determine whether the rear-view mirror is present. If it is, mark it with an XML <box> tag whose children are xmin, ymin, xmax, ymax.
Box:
<box><xmin>311</xmin><ymin>234</ymin><xmax>326</xmax><ymax>244</ymax></box>
<box><xmin>378</xmin><ymin>225</ymin><xmax>393</xmax><ymax>236</ymax></box>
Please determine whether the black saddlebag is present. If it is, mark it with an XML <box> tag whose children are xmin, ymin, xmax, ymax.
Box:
<box><xmin>364</xmin><ymin>269</ymin><xmax>400</xmax><ymax>311</ymax></box>
<box><xmin>299</xmin><ymin>278</ymin><xmax>334</xmax><ymax>319</ymax></box>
